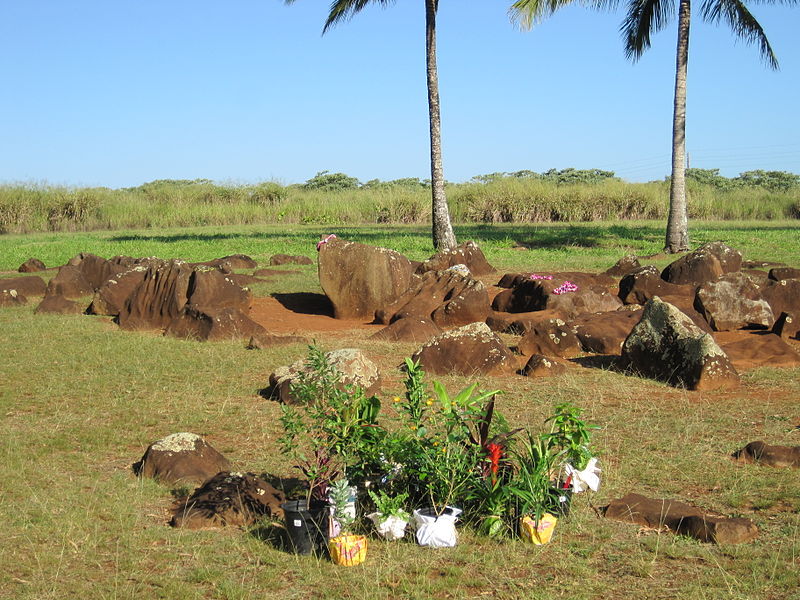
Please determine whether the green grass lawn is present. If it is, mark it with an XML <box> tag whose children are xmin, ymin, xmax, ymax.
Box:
<box><xmin>1</xmin><ymin>221</ymin><xmax>798</xmax><ymax>599</ymax></box>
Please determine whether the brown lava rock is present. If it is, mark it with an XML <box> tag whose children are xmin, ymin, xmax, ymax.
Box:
<box><xmin>133</xmin><ymin>432</ymin><xmax>232</xmax><ymax>486</ymax></box>
<box><xmin>269</xmin><ymin>254</ymin><xmax>313</xmax><ymax>266</ymax></box>
<box><xmin>411</xmin><ymin>322</ymin><xmax>518</xmax><ymax>376</ymax></box>
<box><xmin>604</xmin><ymin>493</ymin><xmax>758</xmax><ymax>544</ymax></box>
<box><xmin>1</xmin><ymin>276</ymin><xmax>47</xmax><ymax>298</ymax></box>
<box><xmin>520</xmin><ymin>354</ymin><xmax>568</xmax><ymax>377</ymax></box>
<box><xmin>369</xmin><ymin>317</ymin><xmax>443</xmax><ymax>343</ymax></box>
<box><xmin>732</xmin><ymin>441</ymin><xmax>800</xmax><ymax>467</ymax></box>
<box><xmin>18</xmin><ymin>258</ymin><xmax>47</xmax><ymax>272</ymax></box>
<box><xmin>170</xmin><ymin>472</ymin><xmax>285</xmax><ymax>529</ymax></box>
<box><xmin>415</xmin><ymin>241</ymin><xmax>495</xmax><ymax>276</ymax></box>
<box><xmin>661</xmin><ymin>241</ymin><xmax>743</xmax><ymax>286</ymax></box>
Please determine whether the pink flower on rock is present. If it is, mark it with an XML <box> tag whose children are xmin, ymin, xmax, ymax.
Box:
<box><xmin>552</xmin><ymin>281</ymin><xmax>578</xmax><ymax>295</ymax></box>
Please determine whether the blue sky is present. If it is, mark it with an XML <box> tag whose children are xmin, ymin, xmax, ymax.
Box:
<box><xmin>1</xmin><ymin>1</ymin><xmax>797</xmax><ymax>188</ymax></box>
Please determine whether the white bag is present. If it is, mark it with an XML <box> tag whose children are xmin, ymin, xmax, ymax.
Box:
<box><xmin>366</xmin><ymin>513</ymin><xmax>409</xmax><ymax>541</ymax></box>
<box><xmin>413</xmin><ymin>506</ymin><xmax>462</xmax><ymax>548</ymax></box>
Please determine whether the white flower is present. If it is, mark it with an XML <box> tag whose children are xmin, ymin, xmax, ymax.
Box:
<box><xmin>565</xmin><ymin>457</ymin><xmax>601</xmax><ymax>493</ymax></box>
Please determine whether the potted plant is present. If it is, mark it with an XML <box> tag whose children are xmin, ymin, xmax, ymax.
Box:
<box><xmin>328</xmin><ymin>478</ymin><xmax>368</xmax><ymax>566</ymax></box>
<box><xmin>508</xmin><ymin>432</ymin><xmax>562</xmax><ymax>545</ymax></box>
<box><xmin>366</xmin><ymin>489</ymin><xmax>411</xmax><ymax>540</ymax></box>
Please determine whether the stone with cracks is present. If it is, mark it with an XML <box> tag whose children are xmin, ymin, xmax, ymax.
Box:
<box><xmin>694</xmin><ymin>272</ymin><xmax>774</xmax><ymax>331</ymax></box>
<box><xmin>269</xmin><ymin>254</ymin><xmax>313</xmax><ymax>266</ymax></box>
<box><xmin>133</xmin><ymin>432</ymin><xmax>232</xmax><ymax>486</ymax></box>
<box><xmin>269</xmin><ymin>348</ymin><xmax>381</xmax><ymax>404</ymax></box>
<box><xmin>183</xmin><ymin>268</ymin><xmax>253</xmax><ymax>313</ymax></box>
<box><xmin>0</xmin><ymin>276</ymin><xmax>46</xmax><ymax>297</ymax></box>
<box><xmin>622</xmin><ymin>297</ymin><xmax>740</xmax><ymax>391</ymax></box>
<box><xmin>416</xmin><ymin>241</ymin><xmax>495</xmax><ymax>276</ymax></box>
<box><xmin>376</xmin><ymin>269</ymin><xmax>490</xmax><ymax>328</ymax></box>
<box><xmin>732</xmin><ymin>441</ymin><xmax>800</xmax><ymax>467</ymax></box>
<box><xmin>661</xmin><ymin>241</ymin><xmax>742</xmax><ymax>286</ymax></box>
<box><xmin>87</xmin><ymin>266</ymin><xmax>149</xmax><ymax>316</ymax></box>
<box><xmin>604</xmin><ymin>493</ymin><xmax>758</xmax><ymax>544</ymax></box>
<box><xmin>170</xmin><ymin>471</ymin><xmax>285</xmax><ymax>529</ymax></box>
<box><xmin>411</xmin><ymin>322</ymin><xmax>518</xmax><ymax>376</ymax></box>
<box><xmin>618</xmin><ymin>266</ymin><xmax>694</xmax><ymax>305</ymax></box>
<box><xmin>67</xmin><ymin>252</ymin><xmax>116</xmax><ymax>290</ymax></box>
<box><xmin>517</xmin><ymin>318</ymin><xmax>581</xmax><ymax>358</ymax></box>
<box><xmin>317</xmin><ymin>238</ymin><xmax>414</xmax><ymax>320</ymax></box>
<box><xmin>18</xmin><ymin>258</ymin><xmax>46</xmax><ymax>272</ymax></box>
<box><xmin>520</xmin><ymin>354</ymin><xmax>568</xmax><ymax>377</ymax></box>
<box><xmin>369</xmin><ymin>317</ymin><xmax>443</xmax><ymax>343</ymax></box>
<box><xmin>118</xmin><ymin>260</ymin><xmax>192</xmax><ymax>330</ymax></box>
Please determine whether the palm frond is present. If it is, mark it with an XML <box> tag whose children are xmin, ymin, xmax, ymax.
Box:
<box><xmin>620</xmin><ymin>0</ymin><xmax>675</xmax><ymax>61</ymax></box>
<box><xmin>322</xmin><ymin>0</ymin><xmax>396</xmax><ymax>33</ymax></box>
<box><xmin>700</xmin><ymin>0</ymin><xmax>779</xmax><ymax>69</ymax></box>
<box><xmin>508</xmin><ymin>0</ymin><xmax>582</xmax><ymax>29</ymax></box>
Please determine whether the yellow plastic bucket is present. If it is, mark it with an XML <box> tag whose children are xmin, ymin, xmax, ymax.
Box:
<box><xmin>328</xmin><ymin>534</ymin><xmax>368</xmax><ymax>566</ymax></box>
<box><xmin>519</xmin><ymin>513</ymin><xmax>558</xmax><ymax>545</ymax></box>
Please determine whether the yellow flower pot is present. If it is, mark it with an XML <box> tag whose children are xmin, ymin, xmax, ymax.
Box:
<box><xmin>519</xmin><ymin>513</ymin><xmax>558</xmax><ymax>545</ymax></box>
<box><xmin>328</xmin><ymin>534</ymin><xmax>368</xmax><ymax>566</ymax></box>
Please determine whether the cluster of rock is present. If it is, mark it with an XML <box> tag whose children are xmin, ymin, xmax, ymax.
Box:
<box><xmin>3</xmin><ymin>252</ymin><xmax>311</xmax><ymax>344</ymax></box>
<box><xmin>311</xmin><ymin>238</ymin><xmax>800</xmax><ymax>390</ymax></box>
<box><xmin>133</xmin><ymin>432</ymin><xmax>285</xmax><ymax>529</ymax></box>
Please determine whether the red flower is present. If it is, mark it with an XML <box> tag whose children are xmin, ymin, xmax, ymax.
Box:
<box><xmin>485</xmin><ymin>443</ymin><xmax>503</xmax><ymax>482</ymax></box>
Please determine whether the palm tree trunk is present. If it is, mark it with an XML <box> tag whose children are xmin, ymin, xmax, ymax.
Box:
<box><xmin>425</xmin><ymin>0</ymin><xmax>457</xmax><ymax>251</ymax></box>
<box><xmin>665</xmin><ymin>0</ymin><xmax>691</xmax><ymax>253</ymax></box>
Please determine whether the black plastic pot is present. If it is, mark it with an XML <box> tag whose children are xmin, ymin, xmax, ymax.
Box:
<box><xmin>282</xmin><ymin>500</ymin><xmax>328</xmax><ymax>555</ymax></box>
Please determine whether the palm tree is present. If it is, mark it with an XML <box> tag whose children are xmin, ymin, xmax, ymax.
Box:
<box><xmin>510</xmin><ymin>0</ymin><xmax>793</xmax><ymax>253</ymax></box>
<box><xmin>286</xmin><ymin>0</ymin><xmax>458</xmax><ymax>251</ymax></box>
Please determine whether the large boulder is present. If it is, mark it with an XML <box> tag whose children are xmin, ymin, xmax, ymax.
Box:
<box><xmin>772</xmin><ymin>312</ymin><xmax>799</xmax><ymax>340</ymax></box>
<box><xmin>376</xmin><ymin>270</ymin><xmax>490</xmax><ymax>328</ymax></box>
<box><xmin>170</xmin><ymin>472</ymin><xmax>285</xmax><ymax>529</ymax></box>
<box><xmin>604</xmin><ymin>493</ymin><xmax>758</xmax><ymax>544</ymax></box>
<box><xmin>317</xmin><ymin>238</ymin><xmax>414</xmax><ymax>320</ymax></box>
<box><xmin>694</xmin><ymin>272</ymin><xmax>774</xmax><ymax>331</ymax></box>
<box><xmin>416</xmin><ymin>241</ymin><xmax>495</xmax><ymax>276</ymax></box>
<box><xmin>269</xmin><ymin>348</ymin><xmax>381</xmax><ymax>404</ymax></box>
<box><xmin>184</xmin><ymin>268</ymin><xmax>253</xmax><ymax>312</ymax></box>
<box><xmin>768</xmin><ymin>267</ymin><xmax>800</xmax><ymax>281</ymax></box>
<box><xmin>0</xmin><ymin>276</ymin><xmax>46</xmax><ymax>297</ymax></box>
<box><xmin>604</xmin><ymin>255</ymin><xmax>641</xmax><ymax>277</ymax></box>
<box><xmin>713</xmin><ymin>331</ymin><xmax>800</xmax><ymax>369</ymax></box>
<box><xmin>369</xmin><ymin>317</ymin><xmax>443</xmax><ymax>343</ymax></box>
<box><xmin>411</xmin><ymin>322</ymin><xmax>518</xmax><ymax>376</ymax></box>
<box><xmin>67</xmin><ymin>252</ymin><xmax>116</xmax><ymax>290</ymax></box>
<box><xmin>18</xmin><ymin>258</ymin><xmax>46</xmax><ymax>272</ymax></box>
<box><xmin>133</xmin><ymin>432</ymin><xmax>232</xmax><ymax>486</ymax></box>
<box><xmin>661</xmin><ymin>241</ymin><xmax>742</xmax><ymax>286</ymax></box>
<box><xmin>492</xmin><ymin>274</ymin><xmax>621</xmax><ymax>319</ymax></box>
<box><xmin>118</xmin><ymin>260</ymin><xmax>193</xmax><ymax>330</ymax></box>
<box><xmin>622</xmin><ymin>297</ymin><xmax>740</xmax><ymax>391</ymax></box>
<box><xmin>486</xmin><ymin>309</ymin><xmax>568</xmax><ymax>335</ymax></box>
<box><xmin>520</xmin><ymin>354</ymin><xmax>568</xmax><ymax>378</ymax></box>
<box><xmin>732</xmin><ymin>441</ymin><xmax>800</xmax><ymax>468</ymax></box>
<box><xmin>618</xmin><ymin>266</ymin><xmax>694</xmax><ymax>305</ymax></box>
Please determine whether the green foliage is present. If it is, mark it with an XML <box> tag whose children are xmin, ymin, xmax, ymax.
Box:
<box><xmin>544</xmin><ymin>402</ymin><xmax>598</xmax><ymax>470</ymax></box>
<box><xmin>329</xmin><ymin>478</ymin><xmax>356</xmax><ymax>533</ymax></box>
<box><xmin>301</xmin><ymin>170</ymin><xmax>360</xmax><ymax>192</ymax></box>
<box><xmin>367</xmin><ymin>489</ymin><xmax>410</xmax><ymax>522</ymax></box>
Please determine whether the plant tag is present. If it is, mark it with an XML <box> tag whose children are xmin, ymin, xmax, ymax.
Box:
<box><xmin>293</xmin><ymin>519</ymin><xmax>302</xmax><ymax>527</ymax></box>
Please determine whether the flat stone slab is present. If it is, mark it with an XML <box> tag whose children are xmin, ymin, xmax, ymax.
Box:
<box><xmin>732</xmin><ymin>441</ymin><xmax>800</xmax><ymax>467</ymax></box>
<box><xmin>604</xmin><ymin>493</ymin><xmax>758</xmax><ymax>544</ymax></box>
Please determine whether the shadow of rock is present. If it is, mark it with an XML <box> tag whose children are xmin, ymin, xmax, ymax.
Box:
<box><xmin>272</xmin><ymin>292</ymin><xmax>334</xmax><ymax>317</ymax></box>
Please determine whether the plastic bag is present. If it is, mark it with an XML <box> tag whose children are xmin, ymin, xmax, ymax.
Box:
<box><xmin>413</xmin><ymin>506</ymin><xmax>462</xmax><ymax>548</ymax></box>
<box><xmin>564</xmin><ymin>457</ymin><xmax>601</xmax><ymax>493</ymax></box>
<box><xmin>366</xmin><ymin>513</ymin><xmax>409</xmax><ymax>541</ymax></box>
